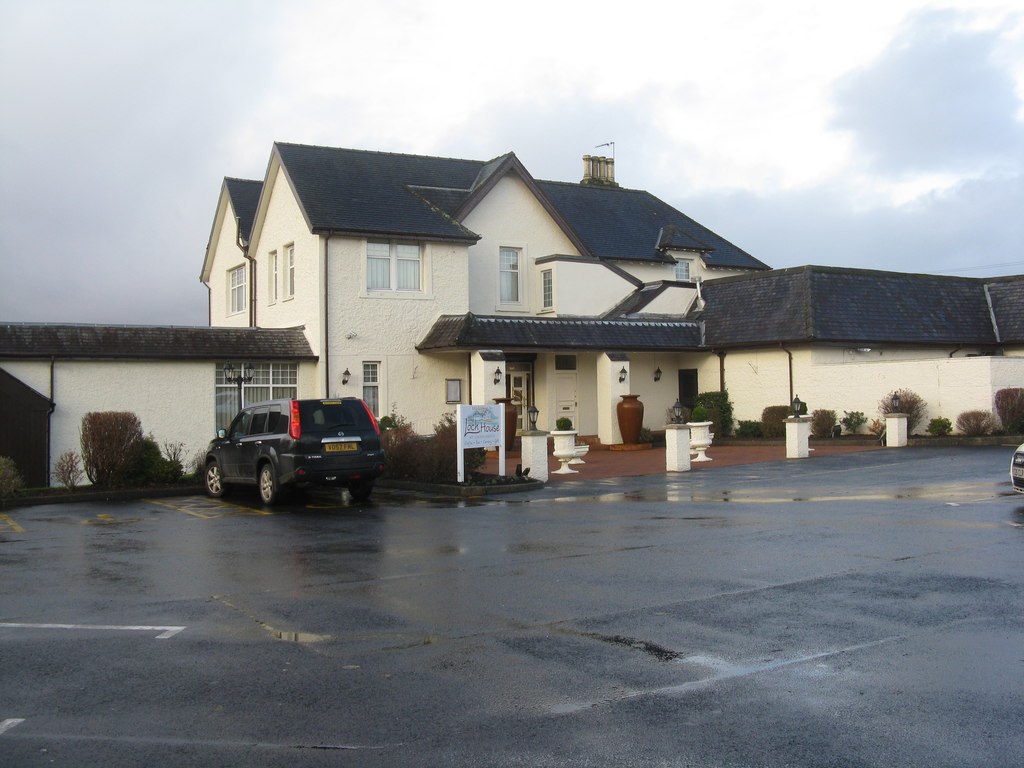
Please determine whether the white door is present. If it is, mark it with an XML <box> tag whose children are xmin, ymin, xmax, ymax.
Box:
<box><xmin>509</xmin><ymin>370</ymin><xmax>532</xmax><ymax>432</ymax></box>
<box><xmin>555</xmin><ymin>372</ymin><xmax>578</xmax><ymax>429</ymax></box>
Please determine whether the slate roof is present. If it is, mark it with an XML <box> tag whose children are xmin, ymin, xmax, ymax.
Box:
<box><xmin>263</xmin><ymin>143</ymin><xmax>767</xmax><ymax>271</ymax></box>
<box><xmin>0</xmin><ymin>324</ymin><xmax>317</xmax><ymax>360</ymax></box>
<box><xmin>417</xmin><ymin>314</ymin><xmax>702</xmax><ymax>352</ymax></box>
<box><xmin>224</xmin><ymin>178</ymin><xmax>262</xmax><ymax>242</ymax></box>
<box><xmin>693</xmin><ymin>266</ymin><xmax>1024</xmax><ymax>347</ymax></box>
<box><xmin>535</xmin><ymin>181</ymin><xmax>769</xmax><ymax>270</ymax></box>
<box><xmin>275</xmin><ymin>143</ymin><xmax>481</xmax><ymax>241</ymax></box>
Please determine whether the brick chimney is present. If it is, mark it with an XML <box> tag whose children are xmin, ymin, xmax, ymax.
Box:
<box><xmin>581</xmin><ymin>154</ymin><xmax>617</xmax><ymax>186</ymax></box>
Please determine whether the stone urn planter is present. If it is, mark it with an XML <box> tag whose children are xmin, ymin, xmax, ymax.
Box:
<box><xmin>687</xmin><ymin>421</ymin><xmax>714</xmax><ymax>462</ymax></box>
<box><xmin>550</xmin><ymin>430</ymin><xmax>579</xmax><ymax>474</ymax></box>
<box><xmin>492</xmin><ymin>397</ymin><xmax>517</xmax><ymax>450</ymax></box>
<box><xmin>617</xmin><ymin>394</ymin><xmax>644</xmax><ymax>444</ymax></box>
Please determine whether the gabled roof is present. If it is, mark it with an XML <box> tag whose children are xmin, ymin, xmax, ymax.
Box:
<box><xmin>0</xmin><ymin>324</ymin><xmax>318</xmax><ymax>361</ymax></box>
<box><xmin>535</xmin><ymin>181</ymin><xmax>769</xmax><ymax>271</ymax></box>
<box><xmin>417</xmin><ymin>313</ymin><xmax>702</xmax><ymax>352</ymax></box>
<box><xmin>693</xmin><ymin>266</ymin><xmax>1024</xmax><ymax>347</ymax></box>
<box><xmin>224</xmin><ymin>178</ymin><xmax>262</xmax><ymax>243</ymax></box>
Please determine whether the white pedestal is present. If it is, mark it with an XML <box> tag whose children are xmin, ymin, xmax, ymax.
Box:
<box><xmin>520</xmin><ymin>431</ymin><xmax>549</xmax><ymax>482</ymax></box>
<box><xmin>885</xmin><ymin>414</ymin><xmax>908</xmax><ymax>447</ymax></box>
<box><xmin>666</xmin><ymin>424</ymin><xmax>691</xmax><ymax>472</ymax></box>
<box><xmin>785</xmin><ymin>416</ymin><xmax>811</xmax><ymax>458</ymax></box>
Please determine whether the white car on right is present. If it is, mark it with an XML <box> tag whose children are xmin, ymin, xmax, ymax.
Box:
<box><xmin>1011</xmin><ymin>443</ymin><xmax>1024</xmax><ymax>494</ymax></box>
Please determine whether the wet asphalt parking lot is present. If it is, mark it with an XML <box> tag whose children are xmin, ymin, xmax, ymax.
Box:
<box><xmin>1</xmin><ymin>445</ymin><xmax>1023</xmax><ymax>767</ymax></box>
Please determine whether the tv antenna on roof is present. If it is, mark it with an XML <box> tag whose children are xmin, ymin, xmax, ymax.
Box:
<box><xmin>595</xmin><ymin>141</ymin><xmax>615</xmax><ymax>160</ymax></box>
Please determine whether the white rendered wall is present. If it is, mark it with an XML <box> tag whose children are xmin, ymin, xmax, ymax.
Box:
<box><xmin>464</xmin><ymin>175</ymin><xmax>579</xmax><ymax>316</ymax></box>
<box><xmin>205</xmin><ymin>194</ymin><xmax>251</xmax><ymax>327</ymax></box>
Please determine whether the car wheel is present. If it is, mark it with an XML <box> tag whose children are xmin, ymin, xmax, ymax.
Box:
<box><xmin>258</xmin><ymin>463</ymin><xmax>280</xmax><ymax>505</ymax></box>
<box><xmin>204</xmin><ymin>459</ymin><xmax>229</xmax><ymax>498</ymax></box>
<box><xmin>348</xmin><ymin>479</ymin><xmax>374</xmax><ymax>502</ymax></box>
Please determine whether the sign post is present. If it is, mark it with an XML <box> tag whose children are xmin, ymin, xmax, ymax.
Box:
<box><xmin>457</xmin><ymin>404</ymin><xmax>505</xmax><ymax>482</ymax></box>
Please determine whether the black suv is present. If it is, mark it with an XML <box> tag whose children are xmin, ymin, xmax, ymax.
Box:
<box><xmin>203</xmin><ymin>398</ymin><xmax>385</xmax><ymax>504</ymax></box>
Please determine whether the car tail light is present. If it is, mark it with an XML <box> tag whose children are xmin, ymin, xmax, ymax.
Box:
<box><xmin>361</xmin><ymin>400</ymin><xmax>380</xmax><ymax>435</ymax></box>
<box><xmin>289</xmin><ymin>400</ymin><xmax>301</xmax><ymax>439</ymax></box>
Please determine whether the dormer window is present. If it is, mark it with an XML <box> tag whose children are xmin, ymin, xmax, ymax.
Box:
<box><xmin>674</xmin><ymin>259</ymin><xmax>691</xmax><ymax>281</ymax></box>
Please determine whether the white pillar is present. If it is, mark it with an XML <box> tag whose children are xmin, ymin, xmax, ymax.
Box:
<box><xmin>520</xmin><ymin>431</ymin><xmax>549</xmax><ymax>482</ymax></box>
<box><xmin>665</xmin><ymin>424</ymin><xmax>691</xmax><ymax>472</ymax></box>
<box><xmin>470</xmin><ymin>351</ymin><xmax>505</xmax><ymax>405</ymax></box>
<box><xmin>785</xmin><ymin>416</ymin><xmax>811</xmax><ymax>458</ymax></box>
<box><xmin>885</xmin><ymin>413</ymin><xmax>908</xmax><ymax>447</ymax></box>
<box><xmin>597</xmin><ymin>354</ymin><xmax>631</xmax><ymax>445</ymax></box>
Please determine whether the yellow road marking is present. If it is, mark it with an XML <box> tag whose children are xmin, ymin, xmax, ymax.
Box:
<box><xmin>81</xmin><ymin>513</ymin><xmax>144</xmax><ymax>525</ymax></box>
<box><xmin>146</xmin><ymin>496</ymin><xmax>271</xmax><ymax>518</ymax></box>
<box><xmin>0</xmin><ymin>513</ymin><xmax>25</xmax><ymax>533</ymax></box>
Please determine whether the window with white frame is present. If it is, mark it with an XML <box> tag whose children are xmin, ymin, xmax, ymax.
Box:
<box><xmin>542</xmin><ymin>269</ymin><xmax>553</xmax><ymax>309</ymax></box>
<box><xmin>362</xmin><ymin>362</ymin><xmax>380</xmax><ymax>415</ymax></box>
<box><xmin>367</xmin><ymin>240</ymin><xmax>422</xmax><ymax>292</ymax></box>
<box><xmin>499</xmin><ymin>247</ymin><xmax>521</xmax><ymax>303</ymax></box>
<box><xmin>285</xmin><ymin>244</ymin><xmax>295</xmax><ymax>299</ymax></box>
<box><xmin>228</xmin><ymin>265</ymin><xmax>246</xmax><ymax>315</ymax></box>
<box><xmin>268</xmin><ymin>250</ymin><xmax>278</xmax><ymax>304</ymax></box>
<box><xmin>215</xmin><ymin>361</ymin><xmax>297</xmax><ymax>429</ymax></box>
<box><xmin>674</xmin><ymin>259</ymin><xmax>691</xmax><ymax>281</ymax></box>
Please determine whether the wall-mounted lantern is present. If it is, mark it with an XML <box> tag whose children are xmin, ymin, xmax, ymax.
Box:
<box><xmin>342</xmin><ymin>368</ymin><xmax>351</xmax><ymax>385</ymax></box>
<box><xmin>494</xmin><ymin>367</ymin><xmax>503</xmax><ymax>385</ymax></box>
<box><xmin>618</xmin><ymin>366</ymin><xmax>627</xmax><ymax>383</ymax></box>
<box><xmin>654</xmin><ymin>367</ymin><xmax>662</xmax><ymax>382</ymax></box>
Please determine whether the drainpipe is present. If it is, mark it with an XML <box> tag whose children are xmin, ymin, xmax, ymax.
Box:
<box><xmin>715</xmin><ymin>350</ymin><xmax>726</xmax><ymax>391</ymax></box>
<box><xmin>323</xmin><ymin>236</ymin><xmax>331</xmax><ymax>396</ymax></box>
<box><xmin>47</xmin><ymin>357</ymin><xmax>57</xmax><ymax>486</ymax></box>
<box><xmin>781</xmin><ymin>343</ymin><xmax>794</xmax><ymax>403</ymax></box>
<box><xmin>236</xmin><ymin>215</ymin><xmax>256</xmax><ymax>328</ymax></box>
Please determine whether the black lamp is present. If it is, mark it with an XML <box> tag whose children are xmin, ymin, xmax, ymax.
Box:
<box><xmin>342</xmin><ymin>368</ymin><xmax>351</xmax><ymax>385</ymax></box>
<box><xmin>892</xmin><ymin>392</ymin><xmax>901</xmax><ymax>412</ymax></box>
<box><xmin>224</xmin><ymin>362</ymin><xmax>255</xmax><ymax>407</ymax></box>
<box><xmin>494</xmin><ymin>367</ymin><xmax>502</xmax><ymax>385</ymax></box>
<box><xmin>619</xmin><ymin>366</ymin><xmax>627</xmax><ymax>383</ymax></box>
<box><xmin>654</xmin><ymin>367</ymin><xmax>662</xmax><ymax>382</ymax></box>
<box><xmin>792</xmin><ymin>395</ymin><xmax>803</xmax><ymax>416</ymax></box>
<box><xmin>672</xmin><ymin>399</ymin><xmax>683</xmax><ymax>424</ymax></box>
<box><xmin>527</xmin><ymin>404</ymin><xmax>539</xmax><ymax>431</ymax></box>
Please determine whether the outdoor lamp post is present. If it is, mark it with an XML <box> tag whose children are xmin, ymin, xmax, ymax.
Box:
<box><xmin>224</xmin><ymin>362</ymin><xmax>255</xmax><ymax>408</ymax></box>
<box><xmin>792</xmin><ymin>395</ymin><xmax>803</xmax><ymax>416</ymax></box>
<box><xmin>671</xmin><ymin>399</ymin><xmax>684</xmax><ymax>424</ymax></box>
<box><xmin>527</xmin><ymin>404</ymin><xmax>539</xmax><ymax>431</ymax></box>
<box><xmin>892</xmin><ymin>392</ymin><xmax>901</xmax><ymax>412</ymax></box>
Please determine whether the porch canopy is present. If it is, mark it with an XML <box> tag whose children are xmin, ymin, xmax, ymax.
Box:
<box><xmin>417</xmin><ymin>313</ymin><xmax>703</xmax><ymax>352</ymax></box>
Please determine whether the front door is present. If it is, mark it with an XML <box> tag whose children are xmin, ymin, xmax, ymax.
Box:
<box><xmin>679</xmin><ymin>369</ymin><xmax>698</xmax><ymax>411</ymax></box>
<box><xmin>555</xmin><ymin>372</ymin><xmax>578</xmax><ymax>430</ymax></box>
<box><xmin>508</xmin><ymin>364</ymin><xmax>532</xmax><ymax>433</ymax></box>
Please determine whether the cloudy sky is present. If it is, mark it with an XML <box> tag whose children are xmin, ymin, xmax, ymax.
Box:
<box><xmin>1</xmin><ymin>0</ymin><xmax>1022</xmax><ymax>326</ymax></box>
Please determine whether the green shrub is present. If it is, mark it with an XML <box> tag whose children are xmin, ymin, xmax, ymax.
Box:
<box><xmin>638</xmin><ymin>427</ymin><xmax>654</xmax><ymax>444</ymax></box>
<box><xmin>689</xmin><ymin>405</ymin><xmax>709</xmax><ymax>422</ymax></box>
<box><xmin>381</xmin><ymin>413</ymin><xmax>485</xmax><ymax>483</ymax></box>
<box><xmin>695</xmin><ymin>390</ymin><xmax>734</xmax><ymax>437</ymax></box>
<box><xmin>994</xmin><ymin>388</ymin><xmax>1024</xmax><ymax>433</ymax></box>
<box><xmin>879</xmin><ymin>389</ymin><xmax>926</xmax><ymax>434</ymax></box>
<box><xmin>840</xmin><ymin>411</ymin><xmax>867</xmax><ymax>434</ymax></box>
<box><xmin>761</xmin><ymin>405</ymin><xmax>791</xmax><ymax>439</ymax></box>
<box><xmin>0</xmin><ymin>456</ymin><xmax>24</xmax><ymax>498</ymax></box>
<box><xmin>54</xmin><ymin>450</ymin><xmax>84</xmax><ymax>489</ymax></box>
<box><xmin>555</xmin><ymin>417</ymin><xmax>574</xmax><ymax>431</ymax></box>
<box><xmin>926</xmin><ymin>417</ymin><xmax>952</xmax><ymax>436</ymax></box>
<box><xmin>128</xmin><ymin>436</ymin><xmax>184</xmax><ymax>486</ymax></box>
<box><xmin>955</xmin><ymin>410</ymin><xmax>997</xmax><ymax>437</ymax></box>
<box><xmin>80</xmin><ymin>411</ymin><xmax>144</xmax><ymax>488</ymax></box>
<box><xmin>735</xmin><ymin>420</ymin><xmax>763</xmax><ymax>438</ymax></box>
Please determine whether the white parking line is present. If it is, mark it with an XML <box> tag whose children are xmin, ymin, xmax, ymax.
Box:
<box><xmin>0</xmin><ymin>623</ymin><xmax>185</xmax><ymax>639</ymax></box>
<box><xmin>0</xmin><ymin>719</ymin><xmax>26</xmax><ymax>735</ymax></box>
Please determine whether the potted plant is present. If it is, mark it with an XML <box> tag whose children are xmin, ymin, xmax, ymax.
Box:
<box><xmin>551</xmin><ymin>418</ymin><xmax>578</xmax><ymax>474</ymax></box>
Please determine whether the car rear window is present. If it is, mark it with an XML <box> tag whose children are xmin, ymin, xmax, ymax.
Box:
<box><xmin>299</xmin><ymin>400</ymin><xmax>371</xmax><ymax>431</ymax></box>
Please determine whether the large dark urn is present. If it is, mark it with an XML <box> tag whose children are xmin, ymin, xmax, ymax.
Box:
<box><xmin>617</xmin><ymin>394</ymin><xmax>644</xmax><ymax>444</ymax></box>
<box><xmin>493</xmin><ymin>397</ymin><xmax>517</xmax><ymax>450</ymax></box>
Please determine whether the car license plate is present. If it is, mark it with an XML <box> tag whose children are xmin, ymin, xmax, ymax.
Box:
<box><xmin>325</xmin><ymin>443</ymin><xmax>357</xmax><ymax>452</ymax></box>
<box><xmin>1013</xmin><ymin>466</ymin><xmax>1024</xmax><ymax>479</ymax></box>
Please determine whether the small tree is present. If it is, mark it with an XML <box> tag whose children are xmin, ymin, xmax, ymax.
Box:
<box><xmin>879</xmin><ymin>389</ymin><xmax>926</xmax><ymax>434</ymax></box>
<box><xmin>810</xmin><ymin>409</ymin><xmax>837</xmax><ymax>439</ymax></box>
<box><xmin>760</xmin><ymin>405</ymin><xmax>791</xmax><ymax>439</ymax></box>
<box><xmin>53</xmin><ymin>450</ymin><xmax>85</xmax><ymax>489</ymax></box>
<box><xmin>695</xmin><ymin>390</ymin><xmax>734</xmax><ymax>437</ymax></box>
<box><xmin>956</xmin><ymin>410</ymin><xmax>997</xmax><ymax>437</ymax></box>
<box><xmin>926</xmin><ymin>418</ymin><xmax>952</xmax><ymax>437</ymax></box>
<box><xmin>80</xmin><ymin>411</ymin><xmax>144</xmax><ymax>488</ymax></box>
<box><xmin>0</xmin><ymin>456</ymin><xmax>24</xmax><ymax>498</ymax></box>
<box><xmin>840</xmin><ymin>411</ymin><xmax>867</xmax><ymax>434</ymax></box>
<box><xmin>994</xmin><ymin>388</ymin><xmax>1024</xmax><ymax>434</ymax></box>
